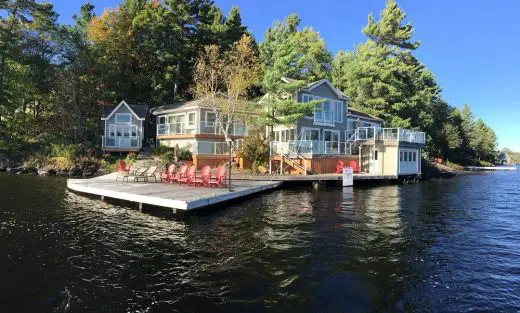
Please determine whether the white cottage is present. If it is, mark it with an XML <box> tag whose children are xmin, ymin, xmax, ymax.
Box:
<box><xmin>101</xmin><ymin>100</ymin><xmax>149</xmax><ymax>152</ymax></box>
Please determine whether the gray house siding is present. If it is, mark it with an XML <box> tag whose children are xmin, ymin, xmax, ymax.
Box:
<box><xmin>294</xmin><ymin>83</ymin><xmax>349</xmax><ymax>141</ymax></box>
<box><xmin>104</xmin><ymin>104</ymin><xmax>144</xmax><ymax>139</ymax></box>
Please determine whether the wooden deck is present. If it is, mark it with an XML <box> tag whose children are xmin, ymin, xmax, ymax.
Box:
<box><xmin>67</xmin><ymin>173</ymin><xmax>281</xmax><ymax>211</ymax></box>
<box><xmin>232</xmin><ymin>173</ymin><xmax>398</xmax><ymax>181</ymax></box>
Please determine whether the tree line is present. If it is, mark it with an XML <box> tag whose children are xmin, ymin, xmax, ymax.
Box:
<box><xmin>0</xmin><ymin>0</ymin><xmax>498</xmax><ymax>165</ymax></box>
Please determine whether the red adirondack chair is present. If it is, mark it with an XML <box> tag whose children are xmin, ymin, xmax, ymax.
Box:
<box><xmin>349</xmin><ymin>160</ymin><xmax>359</xmax><ymax>173</ymax></box>
<box><xmin>117</xmin><ymin>160</ymin><xmax>130</xmax><ymax>172</ymax></box>
<box><xmin>180</xmin><ymin>165</ymin><xmax>195</xmax><ymax>186</ymax></box>
<box><xmin>172</xmin><ymin>164</ymin><xmax>188</xmax><ymax>184</ymax></box>
<box><xmin>200</xmin><ymin>166</ymin><xmax>212</xmax><ymax>187</ymax></box>
<box><xmin>160</xmin><ymin>164</ymin><xmax>176</xmax><ymax>183</ymax></box>
<box><xmin>187</xmin><ymin>165</ymin><xmax>204</xmax><ymax>187</ymax></box>
<box><xmin>336</xmin><ymin>160</ymin><xmax>344</xmax><ymax>174</ymax></box>
<box><xmin>207</xmin><ymin>165</ymin><xmax>227</xmax><ymax>188</ymax></box>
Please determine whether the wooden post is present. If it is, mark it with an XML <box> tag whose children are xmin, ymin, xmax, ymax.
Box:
<box><xmin>138</xmin><ymin>202</ymin><xmax>143</xmax><ymax>212</ymax></box>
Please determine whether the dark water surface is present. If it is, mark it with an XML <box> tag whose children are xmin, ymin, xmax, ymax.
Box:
<box><xmin>1</xmin><ymin>169</ymin><xmax>519</xmax><ymax>312</ymax></box>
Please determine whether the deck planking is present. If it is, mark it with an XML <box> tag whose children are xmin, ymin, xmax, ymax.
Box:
<box><xmin>67</xmin><ymin>173</ymin><xmax>282</xmax><ymax>211</ymax></box>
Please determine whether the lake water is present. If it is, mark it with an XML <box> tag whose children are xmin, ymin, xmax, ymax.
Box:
<box><xmin>1</xmin><ymin>168</ymin><xmax>519</xmax><ymax>312</ymax></box>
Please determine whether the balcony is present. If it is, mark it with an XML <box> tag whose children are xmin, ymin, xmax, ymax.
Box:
<box><xmin>346</xmin><ymin>127</ymin><xmax>426</xmax><ymax>145</ymax></box>
<box><xmin>193</xmin><ymin>140</ymin><xmax>242</xmax><ymax>155</ymax></box>
<box><xmin>157</xmin><ymin>121</ymin><xmax>248</xmax><ymax>137</ymax></box>
<box><xmin>102</xmin><ymin>136</ymin><xmax>141</xmax><ymax>150</ymax></box>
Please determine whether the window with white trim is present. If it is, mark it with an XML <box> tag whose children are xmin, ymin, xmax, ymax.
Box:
<box><xmin>205</xmin><ymin>112</ymin><xmax>216</xmax><ymax>127</ymax></box>
<box><xmin>115</xmin><ymin>113</ymin><xmax>131</xmax><ymax>124</ymax></box>
<box><xmin>334</xmin><ymin>100</ymin><xmax>343</xmax><ymax>122</ymax></box>
<box><xmin>188</xmin><ymin>112</ymin><xmax>196</xmax><ymax>126</ymax></box>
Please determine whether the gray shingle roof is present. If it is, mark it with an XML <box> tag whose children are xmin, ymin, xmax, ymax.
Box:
<box><xmin>102</xmin><ymin>103</ymin><xmax>149</xmax><ymax>119</ymax></box>
<box><xmin>151</xmin><ymin>99</ymin><xmax>210</xmax><ymax>115</ymax></box>
<box><xmin>348</xmin><ymin>108</ymin><xmax>383</xmax><ymax>122</ymax></box>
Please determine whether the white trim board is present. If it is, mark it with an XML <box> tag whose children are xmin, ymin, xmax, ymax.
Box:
<box><xmin>102</xmin><ymin>100</ymin><xmax>145</xmax><ymax>121</ymax></box>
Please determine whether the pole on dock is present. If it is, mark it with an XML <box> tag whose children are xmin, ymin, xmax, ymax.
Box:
<box><xmin>227</xmin><ymin>140</ymin><xmax>232</xmax><ymax>192</ymax></box>
<box><xmin>138</xmin><ymin>202</ymin><xmax>143</xmax><ymax>212</ymax></box>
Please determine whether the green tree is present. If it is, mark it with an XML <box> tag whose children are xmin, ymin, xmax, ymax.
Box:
<box><xmin>259</xmin><ymin>14</ymin><xmax>331</xmax><ymax>137</ymax></box>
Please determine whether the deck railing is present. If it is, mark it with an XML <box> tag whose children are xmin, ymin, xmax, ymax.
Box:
<box><xmin>157</xmin><ymin>121</ymin><xmax>248</xmax><ymax>137</ymax></box>
<box><xmin>102</xmin><ymin>136</ymin><xmax>141</xmax><ymax>149</ymax></box>
<box><xmin>193</xmin><ymin>140</ymin><xmax>242</xmax><ymax>155</ymax></box>
<box><xmin>271</xmin><ymin>128</ymin><xmax>426</xmax><ymax>156</ymax></box>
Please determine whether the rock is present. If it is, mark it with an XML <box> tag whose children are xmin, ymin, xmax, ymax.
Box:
<box><xmin>82</xmin><ymin>165</ymin><xmax>98</xmax><ymax>177</ymax></box>
<box><xmin>38</xmin><ymin>167</ymin><xmax>56</xmax><ymax>176</ymax></box>
<box><xmin>7</xmin><ymin>167</ymin><xmax>21</xmax><ymax>174</ymax></box>
<box><xmin>68</xmin><ymin>167</ymin><xmax>83</xmax><ymax>177</ymax></box>
<box><xmin>56</xmin><ymin>171</ymin><xmax>69</xmax><ymax>177</ymax></box>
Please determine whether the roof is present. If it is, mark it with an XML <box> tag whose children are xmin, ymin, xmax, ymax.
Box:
<box><xmin>281</xmin><ymin>77</ymin><xmax>349</xmax><ymax>101</ymax></box>
<box><xmin>102</xmin><ymin>101</ymin><xmax>148</xmax><ymax>120</ymax></box>
<box><xmin>152</xmin><ymin>99</ymin><xmax>210</xmax><ymax>115</ymax></box>
<box><xmin>347</xmin><ymin>108</ymin><xmax>383</xmax><ymax>122</ymax></box>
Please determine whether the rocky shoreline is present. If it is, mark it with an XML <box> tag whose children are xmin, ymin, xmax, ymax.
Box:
<box><xmin>0</xmin><ymin>162</ymin><xmax>101</xmax><ymax>178</ymax></box>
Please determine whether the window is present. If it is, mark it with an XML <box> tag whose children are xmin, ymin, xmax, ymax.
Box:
<box><xmin>188</xmin><ymin>112</ymin><xmax>196</xmax><ymax>126</ymax></box>
<box><xmin>205</xmin><ymin>112</ymin><xmax>216</xmax><ymax>126</ymax></box>
<box><xmin>404</xmin><ymin>151</ymin><xmax>408</xmax><ymax>162</ymax></box>
<box><xmin>323</xmin><ymin>100</ymin><xmax>332</xmax><ymax>123</ymax></box>
<box><xmin>374</xmin><ymin>150</ymin><xmax>378</xmax><ymax>161</ymax></box>
<box><xmin>115</xmin><ymin>113</ymin><xmax>131</xmax><ymax>124</ymax></box>
<box><xmin>400</xmin><ymin>152</ymin><xmax>403</xmax><ymax>161</ymax></box>
<box><xmin>109</xmin><ymin>124</ymin><xmax>115</xmax><ymax>137</ymax></box>
<box><xmin>158</xmin><ymin>116</ymin><xmax>166</xmax><ymax>124</ymax></box>
<box><xmin>334</xmin><ymin>101</ymin><xmax>343</xmax><ymax>122</ymax></box>
<box><xmin>413</xmin><ymin>152</ymin><xmax>417</xmax><ymax>162</ymax></box>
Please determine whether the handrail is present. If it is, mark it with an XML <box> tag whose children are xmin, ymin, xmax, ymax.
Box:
<box><xmin>157</xmin><ymin>121</ymin><xmax>248</xmax><ymax>137</ymax></box>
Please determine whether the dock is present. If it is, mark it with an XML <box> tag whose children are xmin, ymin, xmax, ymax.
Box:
<box><xmin>67</xmin><ymin>173</ymin><xmax>281</xmax><ymax>211</ymax></box>
<box><xmin>464</xmin><ymin>166</ymin><xmax>517</xmax><ymax>171</ymax></box>
<box><xmin>232</xmin><ymin>173</ymin><xmax>398</xmax><ymax>181</ymax></box>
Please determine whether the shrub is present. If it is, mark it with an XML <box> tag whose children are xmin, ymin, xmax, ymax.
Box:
<box><xmin>237</xmin><ymin>131</ymin><xmax>269</xmax><ymax>171</ymax></box>
<box><xmin>178</xmin><ymin>148</ymin><xmax>192</xmax><ymax>161</ymax></box>
<box><xmin>48</xmin><ymin>157</ymin><xmax>73</xmax><ymax>171</ymax></box>
<box><xmin>479</xmin><ymin>160</ymin><xmax>494</xmax><ymax>167</ymax></box>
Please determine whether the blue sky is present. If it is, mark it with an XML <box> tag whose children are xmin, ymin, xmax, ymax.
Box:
<box><xmin>50</xmin><ymin>0</ymin><xmax>520</xmax><ymax>150</ymax></box>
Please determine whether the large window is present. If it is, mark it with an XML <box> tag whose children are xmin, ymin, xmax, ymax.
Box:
<box><xmin>205</xmin><ymin>112</ymin><xmax>216</xmax><ymax>127</ymax></box>
<box><xmin>115</xmin><ymin>113</ymin><xmax>131</xmax><ymax>124</ymax></box>
<box><xmin>302</xmin><ymin>94</ymin><xmax>338</xmax><ymax>125</ymax></box>
<box><xmin>334</xmin><ymin>100</ymin><xmax>343</xmax><ymax>122</ymax></box>
<box><xmin>188</xmin><ymin>112</ymin><xmax>196</xmax><ymax>126</ymax></box>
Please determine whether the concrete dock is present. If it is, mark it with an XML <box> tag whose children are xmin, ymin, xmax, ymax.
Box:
<box><xmin>67</xmin><ymin>173</ymin><xmax>282</xmax><ymax>211</ymax></box>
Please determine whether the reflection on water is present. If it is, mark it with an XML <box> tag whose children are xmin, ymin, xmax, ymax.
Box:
<box><xmin>1</xmin><ymin>171</ymin><xmax>520</xmax><ymax>312</ymax></box>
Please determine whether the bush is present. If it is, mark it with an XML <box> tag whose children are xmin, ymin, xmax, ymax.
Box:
<box><xmin>237</xmin><ymin>131</ymin><xmax>269</xmax><ymax>171</ymax></box>
<box><xmin>48</xmin><ymin>156</ymin><xmax>73</xmax><ymax>171</ymax></box>
<box><xmin>179</xmin><ymin>148</ymin><xmax>192</xmax><ymax>161</ymax></box>
<box><xmin>479</xmin><ymin>160</ymin><xmax>494</xmax><ymax>167</ymax></box>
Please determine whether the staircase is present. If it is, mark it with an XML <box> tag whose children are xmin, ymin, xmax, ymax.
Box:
<box><xmin>346</xmin><ymin>129</ymin><xmax>365</xmax><ymax>155</ymax></box>
<box><xmin>280</xmin><ymin>149</ymin><xmax>310</xmax><ymax>175</ymax></box>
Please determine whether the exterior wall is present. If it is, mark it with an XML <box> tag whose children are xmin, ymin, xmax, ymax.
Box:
<box><xmin>294</xmin><ymin>83</ymin><xmax>349</xmax><ymax>141</ymax></box>
<box><xmin>193</xmin><ymin>154</ymin><xmax>246</xmax><ymax>170</ymax></box>
<box><xmin>382</xmin><ymin>146</ymin><xmax>398</xmax><ymax>176</ymax></box>
<box><xmin>104</xmin><ymin>104</ymin><xmax>144</xmax><ymax>139</ymax></box>
<box><xmin>347</xmin><ymin>116</ymin><xmax>381</xmax><ymax>131</ymax></box>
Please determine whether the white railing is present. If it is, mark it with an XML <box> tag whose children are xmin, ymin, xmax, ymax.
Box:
<box><xmin>157</xmin><ymin>121</ymin><xmax>248</xmax><ymax>137</ymax></box>
<box><xmin>345</xmin><ymin>127</ymin><xmax>426</xmax><ymax>145</ymax></box>
<box><xmin>102</xmin><ymin>136</ymin><xmax>141</xmax><ymax>148</ymax></box>
<box><xmin>193</xmin><ymin>141</ymin><xmax>241</xmax><ymax>155</ymax></box>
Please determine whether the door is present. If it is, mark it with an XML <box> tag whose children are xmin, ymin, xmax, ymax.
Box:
<box><xmin>399</xmin><ymin>149</ymin><xmax>418</xmax><ymax>174</ymax></box>
<box><xmin>369</xmin><ymin>147</ymin><xmax>379</xmax><ymax>174</ymax></box>
<box><xmin>323</xmin><ymin>130</ymin><xmax>340</xmax><ymax>154</ymax></box>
